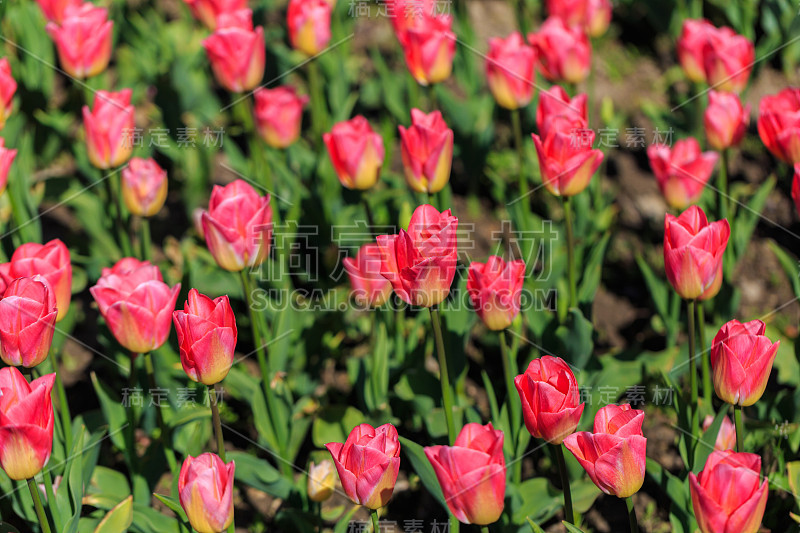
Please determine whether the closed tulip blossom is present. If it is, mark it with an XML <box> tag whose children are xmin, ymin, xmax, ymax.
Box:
<box><xmin>173</xmin><ymin>289</ymin><xmax>237</xmax><ymax>385</ymax></box>
<box><xmin>704</xmin><ymin>90</ymin><xmax>750</xmax><ymax>150</ymax></box>
<box><xmin>647</xmin><ymin>138</ymin><xmax>718</xmax><ymax>209</ymax></box>
<box><xmin>203</xmin><ymin>9</ymin><xmax>265</xmax><ymax>93</ymax></box>
<box><xmin>485</xmin><ymin>32</ymin><xmax>537</xmax><ymax>110</ymax></box>
<box><xmin>529</xmin><ymin>17</ymin><xmax>591</xmax><ymax>84</ymax></box>
<box><xmin>563</xmin><ymin>404</ymin><xmax>647</xmax><ymax>498</ymax></box>
<box><xmin>690</xmin><ymin>451</ymin><xmax>768</xmax><ymax>533</ymax></box>
<box><xmin>324</xmin><ymin>116</ymin><xmax>385</xmax><ymax>190</ymax></box>
<box><xmin>0</xmin><ymin>58</ymin><xmax>17</xmax><ymax>130</ymax></box>
<box><xmin>253</xmin><ymin>86</ymin><xmax>308</xmax><ymax>149</ymax></box>
<box><xmin>546</xmin><ymin>0</ymin><xmax>612</xmax><ymax>37</ymax></box>
<box><xmin>7</xmin><ymin>239</ymin><xmax>72</xmax><ymax>322</ymax></box>
<box><xmin>425</xmin><ymin>423</ymin><xmax>505</xmax><ymax>525</ymax></box>
<box><xmin>663</xmin><ymin>205</ymin><xmax>730</xmax><ymax>301</ymax></box>
<box><xmin>467</xmin><ymin>256</ymin><xmax>525</xmax><ymax>331</ymax></box>
<box><xmin>121</xmin><ymin>157</ymin><xmax>168</xmax><ymax>217</ymax></box>
<box><xmin>386</xmin><ymin>0</ymin><xmax>436</xmax><ymax>44</ymax></box>
<box><xmin>710</xmin><ymin>319</ymin><xmax>778</xmax><ymax>406</ymax></box>
<box><xmin>35</xmin><ymin>0</ymin><xmax>80</xmax><ymax>23</ymax></box>
<box><xmin>179</xmin><ymin>453</ymin><xmax>235</xmax><ymax>533</ymax></box>
<box><xmin>343</xmin><ymin>243</ymin><xmax>392</xmax><ymax>308</ymax></box>
<box><xmin>536</xmin><ymin>86</ymin><xmax>588</xmax><ymax>138</ymax></box>
<box><xmin>0</xmin><ymin>137</ymin><xmax>17</xmax><ymax>196</ymax></box>
<box><xmin>90</xmin><ymin>258</ymin><xmax>181</xmax><ymax>353</ymax></box>
<box><xmin>46</xmin><ymin>3</ymin><xmax>113</xmax><ymax>79</ymax></box>
<box><xmin>702</xmin><ymin>415</ymin><xmax>737</xmax><ymax>451</ymax></box>
<box><xmin>398</xmin><ymin>109</ymin><xmax>453</xmax><ymax>194</ymax></box>
<box><xmin>0</xmin><ymin>367</ymin><xmax>56</xmax><ymax>480</ymax></box>
<box><xmin>182</xmin><ymin>0</ymin><xmax>246</xmax><ymax>30</ymax></box>
<box><xmin>757</xmin><ymin>87</ymin><xmax>800</xmax><ymax>164</ymax></box>
<box><xmin>703</xmin><ymin>27</ymin><xmax>754</xmax><ymax>94</ymax></box>
<box><xmin>0</xmin><ymin>276</ymin><xmax>58</xmax><ymax>368</ymax></box>
<box><xmin>376</xmin><ymin>204</ymin><xmax>458</xmax><ymax>307</ymax></box>
<box><xmin>402</xmin><ymin>13</ymin><xmax>456</xmax><ymax>86</ymax></box>
<box><xmin>514</xmin><ymin>355</ymin><xmax>584</xmax><ymax>444</ymax></box>
<box><xmin>677</xmin><ymin>19</ymin><xmax>716</xmax><ymax>83</ymax></box>
<box><xmin>201</xmin><ymin>180</ymin><xmax>273</xmax><ymax>272</ymax></box>
<box><xmin>82</xmin><ymin>89</ymin><xmax>135</xmax><ymax>170</ymax></box>
<box><xmin>307</xmin><ymin>460</ymin><xmax>335</xmax><ymax>503</ymax></box>
<box><xmin>325</xmin><ymin>423</ymin><xmax>401</xmax><ymax>509</ymax></box>
<box><xmin>287</xmin><ymin>0</ymin><xmax>332</xmax><ymax>56</ymax></box>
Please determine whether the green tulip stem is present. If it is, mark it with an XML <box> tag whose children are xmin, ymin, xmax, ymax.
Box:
<box><xmin>143</xmin><ymin>352</ymin><xmax>178</xmax><ymax>476</ymax></box>
<box><xmin>307</xmin><ymin>60</ymin><xmax>326</xmax><ymax>148</ymax></box>
<box><xmin>371</xmin><ymin>509</ymin><xmax>380</xmax><ymax>532</ymax></box>
<box><xmin>42</xmin><ymin>469</ymin><xmax>62</xmax><ymax>531</ymax></box>
<box><xmin>28</xmin><ymin>477</ymin><xmax>52</xmax><ymax>533</ymax></box>
<box><xmin>734</xmin><ymin>404</ymin><xmax>744</xmax><ymax>452</ymax></box>
<box><xmin>718</xmin><ymin>149</ymin><xmax>729</xmax><ymax>222</ymax></box>
<box><xmin>687</xmin><ymin>300</ymin><xmax>699</xmax><ymax>446</ymax></box>
<box><xmin>140</xmin><ymin>216</ymin><xmax>152</xmax><ymax>262</ymax></box>
<box><xmin>563</xmin><ymin>196</ymin><xmax>577</xmax><ymax>309</ymax></box>
<box><xmin>554</xmin><ymin>443</ymin><xmax>574</xmax><ymax>525</ymax></box>
<box><xmin>46</xmin><ymin>347</ymin><xmax>74</xmax><ymax>454</ymax></box>
<box><xmin>499</xmin><ymin>330</ymin><xmax>521</xmax><ymax>483</ymax></box>
<box><xmin>510</xmin><ymin>109</ymin><xmax>528</xmax><ymax>207</ymax></box>
<box><xmin>481</xmin><ymin>527</ymin><xmax>490</xmax><ymax>533</ymax></box>
<box><xmin>697</xmin><ymin>302</ymin><xmax>712</xmax><ymax>405</ymax></box>
<box><xmin>430</xmin><ymin>306</ymin><xmax>457</xmax><ymax>445</ymax></box>
<box><xmin>626</xmin><ymin>496</ymin><xmax>640</xmax><ymax>533</ymax></box>
<box><xmin>208</xmin><ymin>384</ymin><xmax>226</xmax><ymax>462</ymax></box>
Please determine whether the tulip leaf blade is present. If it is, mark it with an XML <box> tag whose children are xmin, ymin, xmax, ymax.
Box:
<box><xmin>692</xmin><ymin>405</ymin><xmax>730</xmax><ymax>474</ymax></box>
<box><xmin>526</xmin><ymin>517</ymin><xmax>546</xmax><ymax>533</ymax></box>
<box><xmin>397</xmin><ymin>436</ymin><xmax>447</xmax><ymax>511</ymax></box>
<box><xmin>225</xmin><ymin>450</ymin><xmax>293</xmax><ymax>500</ymax></box>
<box><xmin>578</xmin><ymin>231</ymin><xmax>611</xmax><ymax>306</ymax></box>
<box><xmin>94</xmin><ymin>495</ymin><xmax>133</xmax><ymax>533</ymax></box>
<box><xmin>153</xmin><ymin>493</ymin><xmax>188</xmax><ymax>522</ymax></box>
<box><xmin>562</xmin><ymin>521</ymin><xmax>587</xmax><ymax>533</ymax></box>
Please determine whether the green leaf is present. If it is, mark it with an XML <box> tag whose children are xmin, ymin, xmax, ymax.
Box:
<box><xmin>526</xmin><ymin>517</ymin><xmax>546</xmax><ymax>533</ymax></box>
<box><xmin>636</xmin><ymin>254</ymin><xmax>668</xmax><ymax>320</ymax></box>
<box><xmin>225</xmin><ymin>451</ymin><xmax>293</xmax><ymax>500</ymax></box>
<box><xmin>768</xmin><ymin>240</ymin><xmax>800</xmax><ymax>300</ymax></box>
<box><xmin>733</xmin><ymin>177</ymin><xmax>776</xmax><ymax>263</ymax></box>
<box><xmin>398</xmin><ymin>436</ymin><xmax>447</xmax><ymax>511</ymax></box>
<box><xmin>152</xmin><ymin>494</ymin><xmax>188</xmax><ymax>522</ymax></box>
<box><xmin>94</xmin><ymin>495</ymin><xmax>133</xmax><ymax>533</ymax></box>
<box><xmin>693</xmin><ymin>405</ymin><xmax>730</xmax><ymax>474</ymax></box>
<box><xmin>311</xmin><ymin>405</ymin><xmax>365</xmax><ymax>449</ymax></box>
<box><xmin>563</xmin><ymin>522</ymin><xmax>588</xmax><ymax>533</ymax></box>
<box><xmin>579</xmin><ymin>232</ymin><xmax>611</xmax><ymax>305</ymax></box>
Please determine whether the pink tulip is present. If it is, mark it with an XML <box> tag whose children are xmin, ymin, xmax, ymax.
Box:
<box><xmin>253</xmin><ymin>86</ymin><xmax>308</xmax><ymax>149</ymax></box>
<box><xmin>690</xmin><ymin>451</ymin><xmax>768</xmax><ymax>533</ymax></box>
<box><xmin>179</xmin><ymin>453</ymin><xmax>236</xmax><ymax>533</ymax></box>
<box><xmin>82</xmin><ymin>89</ymin><xmax>135</xmax><ymax>170</ymax></box>
<box><xmin>182</xmin><ymin>0</ymin><xmax>246</xmax><ymax>30</ymax></box>
<box><xmin>757</xmin><ymin>87</ymin><xmax>800</xmax><ymax>164</ymax></box>
<box><xmin>90</xmin><ymin>258</ymin><xmax>180</xmax><ymax>353</ymax></box>
<box><xmin>546</xmin><ymin>0</ymin><xmax>612</xmax><ymax>37</ymax></box>
<box><xmin>467</xmin><ymin>255</ymin><xmax>526</xmax><ymax>331</ymax></box>
<box><xmin>663</xmin><ymin>205</ymin><xmax>729</xmax><ymax>300</ymax></box>
<box><xmin>702</xmin><ymin>415</ymin><xmax>736</xmax><ymax>451</ymax></box>
<box><xmin>563</xmin><ymin>404</ymin><xmax>646</xmax><ymax>498</ymax></box>
<box><xmin>7</xmin><ymin>239</ymin><xmax>72</xmax><ymax>322</ymax></box>
<box><xmin>677</xmin><ymin>19</ymin><xmax>717</xmax><ymax>83</ymax></box>
<box><xmin>703</xmin><ymin>27</ymin><xmax>754</xmax><ymax>94</ymax></box>
<box><xmin>0</xmin><ymin>367</ymin><xmax>55</xmax><ymax>480</ymax></box>
<box><xmin>537</xmin><ymin>86</ymin><xmax>588</xmax><ymax>139</ymax></box>
<box><xmin>376</xmin><ymin>204</ymin><xmax>458</xmax><ymax>307</ymax></box>
<box><xmin>343</xmin><ymin>243</ymin><xmax>392</xmax><ymax>308</ymax></box>
<box><xmin>0</xmin><ymin>58</ymin><xmax>17</xmax><ymax>130</ymax></box>
<box><xmin>121</xmin><ymin>157</ymin><xmax>168</xmax><ymax>217</ymax></box>
<box><xmin>324</xmin><ymin>116</ymin><xmax>385</xmax><ymax>190</ymax></box>
<box><xmin>47</xmin><ymin>3</ymin><xmax>113</xmax><ymax>79</ymax></box>
<box><xmin>402</xmin><ymin>13</ymin><xmax>456</xmax><ymax>86</ymax></box>
<box><xmin>710</xmin><ymin>319</ymin><xmax>778</xmax><ymax>406</ymax></box>
<box><xmin>529</xmin><ymin>17</ymin><xmax>591</xmax><ymax>84</ymax></box>
<box><xmin>425</xmin><ymin>423</ymin><xmax>505</xmax><ymax>525</ymax></box>
<box><xmin>287</xmin><ymin>0</ymin><xmax>332</xmax><ymax>56</ymax></box>
<box><xmin>647</xmin><ymin>138</ymin><xmax>718</xmax><ymax>209</ymax></box>
<box><xmin>325</xmin><ymin>423</ymin><xmax>400</xmax><ymax>509</ymax></box>
<box><xmin>398</xmin><ymin>109</ymin><xmax>453</xmax><ymax>194</ymax></box>
<box><xmin>0</xmin><ymin>276</ymin><xmax>57</xmax><ymax>368</ymax></box>
<box><xmin>704</xmin><ymin>90</ymin><xmax>750</xmax><ymax>150</ymax></box>
<box><xmin>201</xmin><ymin>180</ymin><xmax>273</xmax><ymax>272</ymax></box>
<box><xmin>203</xmin><ymin>9</ymin><xmax>265</xmax><ymax>92</ymax></box>
<box><xmin>35</xmin><ymin>0</ymin><xmax>81</xmax><ymax>23</ymax></box>
<box><xmin>386</xmin><ymin>0</ymin><xmax>437</xmax><ymax>44</ymax></box>
<box><xmin>0</xmin><ymin>137</ymin><xmax>17</xmax><ymax>196</ymax></box>
<box><xmin>485</xmin><ymin>32</ymin><xmax>536</xmax><ymax>110</ymax></box>
<box><xmin>514</xmin><ymin>355</ymin><xmax>584</xmax><ymax>444</ymax></box>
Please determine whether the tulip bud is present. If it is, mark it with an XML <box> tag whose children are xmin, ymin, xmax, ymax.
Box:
<box><xmin>647</xmin><ymin>138</ymin><xmax>718</xmax><ymax>209</ymax></box>
<box><xmin>35</xmin><ymin>0</ymin><xmax>81</xmax><ymax>23</ymax></box>
<box><xmin>704</xmin><ymin>90</ymin><xmax>750</xmax><ymax>150</ymax></box>
<box><xmin>173</xmin><ymin>289</ymin><xmax>237</xmax><ymax>385</ymax></box>
<box><xmin>0</xmin><ymin>59</ymin><xmax>17</xmax><ymax>130</ymax></box>
<box><xmin>376</xmin><ymin>204</ymin><xmax>458</xmax><ymax>307</ymax></box>
<box><xmin>121</xmin><ymin>157</ymin><xmax>168</xmax><ymax>217</ymax></box>
<box><xmin>326</xmin><ymin>423</ymin><xmax>400</xmax><ymax>509</ymax></box>
<box><xmin>757</xmin><ymin>87</ymin><xmax>800</xmax><ymax>164</ymax></box>
<box><xmin>203</xmin><ymin>10</ymin><xmax>266</xmax><ymax>93</ymax></box>
<box><xmin>702</xmin><ymin>415</ymin><xmax>736</xmax><ymax>451</ymax></box>
<box><xmin>398</xmin><ymin>109</ymin><xmax>453</xmax><ymax>194</ymax></box>
<box><xmin>82</xmin><ymin>89</ymin><xmax>135</xmax><ymax>170</ymax></box>
<box><xmin>179</xmin><ymin>453</ymin><xmax>235</xmax><ymax>533</ymax></box>
<box><xmin>0</xmin><ymin>276</ymin><xmax>58</xmax><ymax>368</ymax></box>
<box><xmin>467</xmin><ymin>256</ymin><xmax>525</xmax><ymax>331</ymax></box>
<box><xmin>8</xmin><ymin>239</ymin><xmax>72</xmax><ymax>322</ymax></box>
<box><xmin>324</xmin><ymin>116</ymin><xmax>385</xmax><ymax>190</ymax></box>
<box><xmin>182</xmin><ymin>0</ymin><xmax>246</xmax><ymax>30</ymax></box>
<box><xmin>0</xmin><ymin>137</ymin><xmax>17</xmax><ymax>196</ymax></box>
<box><xmin>486</xmin><ymin>32</ymin><xmax>536</xmax><ymax>110</ymax></box>
<box><xmin>343</xmin><ymin>243</ymin><xmax>392</xmax><ymax>308</ymax></box>
<box><xmin>703</xmin><ymin>27</ymin><xmax>754</xmax><ymax>94</ymax></box>
<box><xmin>663</xmin><ymin>206</ymin><xmax>730</xmax><ymax>301</ymax></box>
<box><xmin>46</xmin><ymin>3</ymin><xmax>113</xmax><ymax>79</ymax></box>
<box><xmin>537</xmin><ymin>86</ymin><xmax>588</xmax><ymax>138</ymax></box>
<box><xmin>546</xmin><ymin>0</ymin><xmax>612</xmax><ymax>38</ymax></box>
<box><xmin>515</xmin><ymin>356</ymin><xmax>584</xmax><ymax>444</ymax></box>
<box><xmin>532</xmin><ymin>116</ymin><xmax>604</xmax><ymax>197</ymax></box>
<box><xmin>425</xmin><ymin>423</ymin><xmax>505</xmax><ymax>525</ymax></box>
<box><xmin>529</xmin><ymin>17</ymin><xmax>591</xmax><ymax>84</ymax></box>
<box><xmin>287</xmin><ymin>0</ymin><xmax>332</xmax><ymax>56</ymax></box>
<box><xmin>402</xmin><ymin>14</ymin><xmax>456</xmax><ymax>86</ymax></box>
<box><xmin>677</xmin><ymin>19</ymin><xmax>716</xmax><ymax>83</ymax></box>
<box><xmin>690</xmin><ymin>451</ymin><xmax>768</xmax><ymax>533</ymax></box>
<box><xmin>0</xmin><ymin>367</ymin><xmax>56</xmax><ymax>480</ymax></box>
<box><xmin>564</xmin><ymin>404</ymin><xmax>647</xmax><ymax>499</ymax></box>
<box><xmin>307</xmin><ymin>460</ymin><xmax>335</xmax><ymax>502</ymax></box>
<box><xmin>253</xmin><ymin>86</ymin><xmax>308</xmax><ymax>149</ymax></box>
<box><xmin>201</xmin><ymin>180</ymin><xmax>273</xmax><ymax>272</ymax></box>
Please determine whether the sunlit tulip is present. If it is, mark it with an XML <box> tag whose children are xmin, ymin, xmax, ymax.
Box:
<box><xmin>121</xmin><ymin>157</ymin><xmax>168</xmax><ymax>217</ymax></box>
<box><xmin>402</xmin><ymin>13</ymin><xmax>456</xmax><ymax>85</ymax></box>
<box><xmin>467</xmin><ymin>256</ymin><xmax>525</xmax><ymax>331</ymax></box>
<box><xmin>324</xmin><ymin>116</ymin><xmax>385</xmax><ymax>190</ymax></box>
<box><xmin>47</xmin><ymin>3</ymin><xmax>113</xmax><ymax>79</ymax></box>
<box><xmin>253</xmin><ymin>86</ymin><xmax>308</xmax><ymax>149</ymax></box>
<box><xmin>0</xmin><ymin>59</ymin><xmax>17</xmax><ymax>130</ymax></box>
<box><xmin>203</xmin><ymin>10</ymin><xmax>265</xmax><ymax>92</ymax></box>
<box><xmin>182</xmin><ymin>0</ymin><xmax>246</xmax><ymax>30</ymax></box>
<box><xmin>757</xmin><ymin>87</ymin><xmax>800</xmax><ymax>164</ymax></box>
<box><xmin>82</xmin><ymin>89</ymin><xmax>135</xmax><ymax>170</ymax></box>
<box><xmin>0</xmin><ymin>276</ymin><xmax>57</xmax><ymax>368</ymax></box>
<box><xmin>703</xmin><ymin>27</ymin><xmax>754</xmax><ymax>94</ymax></box>
<box><xmin>486</xmin><ymin>32</ymin><xmax>536</xmax><ymax>110</ymax></box>
<box><xmin>307</xmin><ymin>460</ymin><xmax>335</xmax><ymax>503</ymax></box>
<box><xmin>529</xmin><ymin>17</ymin><xmax>591</xmax><ymax>84</ymax></box>
<box><xmin>343</xmin><ymin>243</ymin><xmax>392</xmax><ymax>308</ymax></box>
<box><xmin>677</xmin><ymin>19</ymin><xmax>716</xmax><ymax>83</ymax></box>
<box><xmin>398</xmin><ymin>109</ymin><xmax>453</xmax><ymax>193</ymax></box>
<box><xmin>702</xmin><ymin>415</ymin><xmax>736</xmax><ymax>451</ymax></box>
<box><xmin>704</xmin><ymin>90</ymin><xmax>750</xmax><ymax>150</ymax></box>
<box><xmin>7</xmin><ymin>239</ymin><xmax>72</xmax><ymax>322</ymax></box>
<box><xmin>35</xmin><ymin>0</ymin><xmax>81</xmax><ymax>23</ymax></box>
<box><xmin>179</xmin><ymin>453</ymin><xmax>235</xmax><ymax>533</ymax></box>
<box><xmin>647</xmin><ymin>138</ymin><xmax>718</xmax><ymax>209</ymax></box>
<box><xmin>0</xmin><ymin>138</ymin><xmax>16</xmax><ymax>196</ymax></box>
<box><xmin>537</xmin><ymin>86</ymin><xmax>588</xmax><ymax>138</ymax></box>
<box><xmin>287</xmin><ymin>0</ymin><xmax>332</xmax><ymax>56</ymax></box>
<box><xmin>546</xmin><ymin>0</ymin><xmax>612</xmax><ymax>37</ymax></box>
<box><xmin>386</xmin><ymin>0</ymin><xmax>436</xmax><ymax>44</ymax></box>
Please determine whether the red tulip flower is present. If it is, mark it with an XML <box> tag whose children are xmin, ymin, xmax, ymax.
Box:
<box><xmin>425</xmin><ymin>423</ymin><xmax>506</xmax><ymax>525</ymax></box>
<box><xmin>179</xmin><ymin>453</ymin><xmax>236</xmax><ymax>533</ymax></box>
<box><xmin>704</xmin><ymin>90</ymin><xmax>750</xmax><ymax>151</ymax></box>
<box><xmin>647</xmin><ymin>138</ymin><xmax>718</xmax><ymax>209</ymax></box>
<box><xmin>0</xmin><ymin>367</ymin><xmax>56</xmax><ymax>480</ymax></box>
<box><xmin>47</xmin><ymin>3</ymin><xmax>113</xmax><ymax>79</ymax></box>
<box><xmin>537</xmin><ymin>86</ymin><xmax>588</xmax><ymax>139</ymax></box>
<box><xmin>514</xmin><ymin>355</ymin><xmax>584</xmax><ymax>444</ymax></box>
<box><xmin>90</xmin><ymin>258</ymin><xmax>181</xmax><ymax>353</ymax></box>
<box><xmin>386</xmin><ymin>0</ymin><xmax>436</xmax><ymax>44</ymax></box>
<box><xmin>486</xmin><ymin>32</ymin><xmax>536</xmax><ymax>110</ymax></box>
<box><xmin>663</xmin><ymin>205</ymin><xmax>730</xmax><ymax>301</ymax></box>
<box><xmin>402</xmin><ymin>13</ymin><xmax>456</xmax><ymax>86</ymax></box>
<box><xmin>677</xmin><ymin>19</ymin><xmax>716</xmax><ymax>83</ymax></box>
<box><xmin>690</xmin><ymin>450</ymin><xmax>768</xmax><ymax>533</ymax></box>
<box><xmin>182</xmin><ymin>0</ymin><xmax>246</xmax><ymax>30</ymax></box>
<box><xmin>7</xmin><ymin>239</ymin><xmax>72</xmax><ymax>322</ymax></box>
<box><xmin>82</xmin><ymin>89</ymin><xmax>135</xmax><ymax>170</ymax></box>
<box><xmin>324</xmin><ymin>116</ymin><xmax>385</xmax><ymax>190</ymax></box>
<box><xmin>467</xmin><ymin>255</ymin><xmax>525</xmax><ymax>331</ymax></box>
<box><xmin>398</xmin><ymin>109</ymin><xmax>453</xmax><ymax>194</ymax></box>
<box><xmin>702</xmin><ymin>415</ymin><xmax>736</xmax><ymax>451</ymax></box>
<box><xmin>703</xmin><ymin>27</ymin><xmax>754</xmax><ymax>94</ymax></box>
<box><xmin>710</xmin><ymin>319</ymin><xmax>779</xmax><ymax>407</ymax></box>
<box><xmin>0</xmin><ymin>137</ymin><xmax>17</xmax><ymax>196</ymax></box>
<box><xmin>546</xmin><ymin>0</ymin><xmax>612</xmax><ymax>37</ymax></box>
<box><xmin>757</xmin><ymin>87</ymin><xmax>800</xmax><ymax>164</ymax></box>
<box><xmin>325</xmin><ymin>423</ymin><xmax>401</xmax><ymax>509</ymax></box>
<box><xmin>563</xmin><ymin>404</ymin><xmax>646</xmax><ymax>498</ymax></box>
<box><xmin>376</xmin><ymin>204</ymin><xmax>458</xmax><ymax>307</ymax></box>
<box><xmin>121</xmin><ymin>157</ymin><xmax>168</xmax><ymax>217</ymax></box>
<box><xmin>35</xmin><ymin>0</ymin><xmax>80</xmax><ymax>23</ymax></box>
<box><xmin>287</xmin><ymin>0</ymin><xmax>332</xmax><ymax>57</ymax></box>
<box><xmin>201</xmin><ymin>180</ymin><xmax>273</xmax><ymax>272</ymax></box>
<box><xmin>0</xmin><ymin>276</ymin><xmax>57</xmax><ymax>368</ymax></box>
<box><xmin>343</xmin><ymin>243</ymin><xmax>392</xmax><ymax>308</ymax></box>
<box><xmin>529</xmin><ymin>17</ymin><xmax>591</xmax><ymax>84</ymax></box>
<box><xmin>253</xmin><ymin>86</ymin><xmax>308</xmax><ymax>149</ymax></box>
<box><xmin>173</xmin><ymin>289</ymin><xmax>237</xmax><ymax>386</ymax></box>
<box><xmin>203</xmin><ymin>9</ymin><xmax>265</xmax><ymax>93</ymax></box>
<box><xmin>0</xmin><ymin>58</ymin><xmax>17</xmax><ymax>130</ymax></box>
